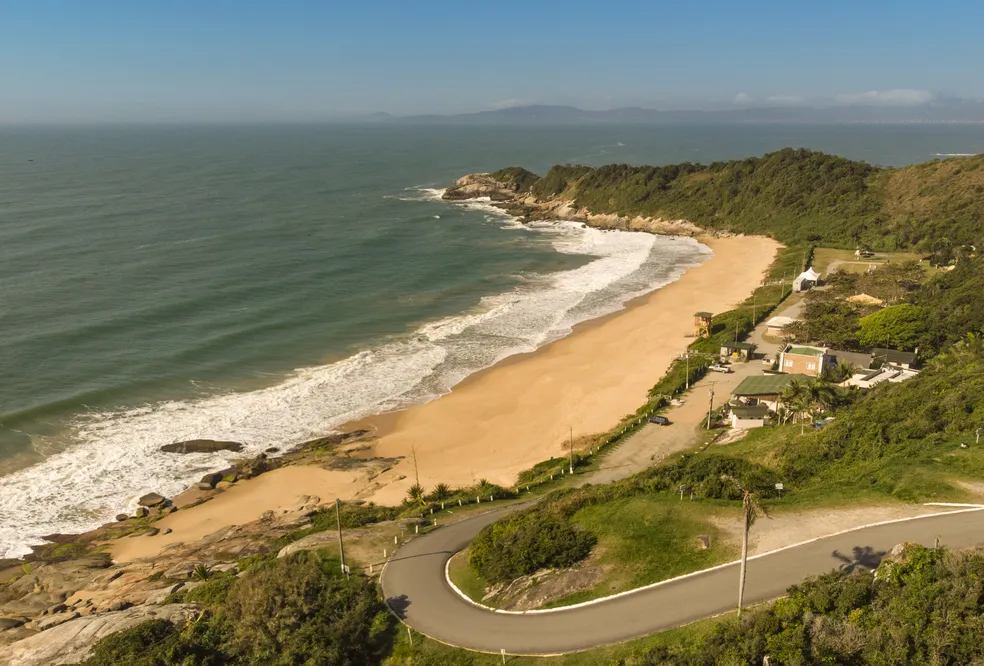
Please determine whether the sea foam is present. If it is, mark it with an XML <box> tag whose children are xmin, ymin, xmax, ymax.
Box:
<box><xmin>0</xmin><ymin>193</ymin><xmax>709</xmax><ymax>557</ymax></box>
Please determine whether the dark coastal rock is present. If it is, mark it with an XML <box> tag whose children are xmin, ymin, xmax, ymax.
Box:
<box><xmin>0</xmin><ymin>616</ymin><xmax>28</xmax><ymax>630</ymax></box>
<box><xmin>198</xmin><ymin>472</ymin><xmax>224</xmax><ymax>490</ymax></box>
<box><xmin>137</xmin><ymin>493</ymin><xmax>167</xmax><ymax>508</ymax></box>
<box><xmin>238</xmin><ymin>453</ymin><xmax>277</xmax><ymax>479</ymax></box>
<box><xmin>134</xmin><ymin>507</ymin><xmax>149</xmax><ymax>518</ymax></box>
<box><xmin>115</xmin><ymin>513</ymin><xmax>129</xmax><ymax>522</ymax></box>
<box><xmin>160</xmin><ymin>439</ymin><xmax>244</xmax><ymax>454</ymax></box>
<box><xmin>264</xmin><ymin>447</ymin><xmax>280</xmax><ymax>454</ymax></box>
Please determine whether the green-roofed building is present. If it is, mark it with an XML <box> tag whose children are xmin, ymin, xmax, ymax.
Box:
<box><xmin>779</xmin><ymin>344</ymin><xmax>831</xmax><ymax>377</ymax></box>
<box><xmin>731</xmin><ymin>372</ymin><xmax>810</xmax><ymax>412</ymax></box>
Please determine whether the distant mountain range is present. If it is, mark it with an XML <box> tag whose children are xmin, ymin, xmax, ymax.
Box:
<box><xmin>361</xmin><ymin>103</ymin><xmax>984</xmax><ymax>125</ymax></box>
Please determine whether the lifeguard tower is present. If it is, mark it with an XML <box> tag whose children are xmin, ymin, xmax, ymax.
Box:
<box><xmin>694</xmin><ymin>311</ymin><xmax>712</xmax><ymax>339</ymax></box>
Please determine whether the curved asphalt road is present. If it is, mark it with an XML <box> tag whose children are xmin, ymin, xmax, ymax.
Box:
<box><xmin>381</xmin><ymin>506</ymin><xmax>984</xmax><ymax>655</ymax></box>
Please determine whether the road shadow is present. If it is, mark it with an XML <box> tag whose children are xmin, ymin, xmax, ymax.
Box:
<box><xmin>832</xmin><ymin>545</ymin><xmax>886</xmax><ymax>573</ymax></box>
<box><xmin>387</xmin><ymin>594</ymin><xmax>411</xmax><ymax>619</ymax></box>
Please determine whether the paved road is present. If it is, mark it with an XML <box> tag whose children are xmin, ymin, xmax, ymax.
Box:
<box><xmin>381</xmin><ymin>507</ymin><xmax>984</xmax><ymax>655</ymax></box>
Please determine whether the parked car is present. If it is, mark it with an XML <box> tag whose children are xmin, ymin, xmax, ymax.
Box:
<box><xmin>647</xmin><ymin>414</ymin><xmax>671</xmax><ymax>426</ymax></box>
<box><xmin>709</xmin><ymin>364</ymin><xmax>733</xmax><ymax>373</ymax></box>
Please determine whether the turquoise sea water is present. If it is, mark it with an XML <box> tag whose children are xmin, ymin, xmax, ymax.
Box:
<box><xmin>2</xmin><ymin>123</ymin><xmax>983</xmax><ymax>556</ymax></box>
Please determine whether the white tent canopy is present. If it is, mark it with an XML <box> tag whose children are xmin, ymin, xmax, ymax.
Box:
<box><xmin>797</xmin><ymin>267</ymin><xmax>821</xmax><ymax>282</ymax></box>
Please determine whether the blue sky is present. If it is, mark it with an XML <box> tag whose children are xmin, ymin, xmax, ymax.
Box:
<box><xmin>2</xmin><ymin>0</ymin><xmax>982</xmax><ymax>122</ymax></box>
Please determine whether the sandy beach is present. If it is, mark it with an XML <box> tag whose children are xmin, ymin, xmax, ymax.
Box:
<box><xmin>112</xmin><ymin>234</ymin><xmax>779</xmax><ymax>561</ymax></box>
<box><xmin>359</xmin><ymin>235</ymin><xmax>780</xmax><ymax>504</ymax></box>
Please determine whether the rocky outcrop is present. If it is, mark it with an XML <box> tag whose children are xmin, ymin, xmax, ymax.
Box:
<box><xmin>442</xmin><ymin>172</ymin><xmax>707</xmax><ymax>238</ymax></box>
<box><xmin>137</xmin><ymin>493</ymin><xmax>166</xmax><ymax>508</ymax></box>
<box><xmin>160</xmin><ymin>439</ymin><xmax>244</xmax><ymax>454</ymax></box>
<box><xmin>0</xmin><ymin>604</ymin><xmax>199</xmax><ymax>666</ymax></box>
<box><xmin>442</xmin><ymin>173</ymin><xmax>525</xmax><ymax>202</ymax></box>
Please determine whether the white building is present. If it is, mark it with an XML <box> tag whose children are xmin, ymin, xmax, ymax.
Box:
<box><xmin>793</xmin><ymin>267</ymin><xmax>821</xmax><ymax>292</ymax></box>
<box><xmin>843</xmin><ymin>365</ymin><xmax>919</xmax><ymax>389</ymax></box>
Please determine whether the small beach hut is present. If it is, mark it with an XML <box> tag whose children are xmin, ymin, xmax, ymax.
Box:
<box><xmin>793</xmin><ymin>267</ymin><xmax>821</xmax><ymax>292</ymax></box>
<box><xmin>694</xmin><ymin>312</ymin><xmax>712</xmax><ymax>339</ymax></box>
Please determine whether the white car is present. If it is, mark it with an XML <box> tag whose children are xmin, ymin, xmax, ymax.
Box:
<box><xmin>709</xmin><ymin>364</ymin><xmax>733</xmax><ymax>373</ymax></box>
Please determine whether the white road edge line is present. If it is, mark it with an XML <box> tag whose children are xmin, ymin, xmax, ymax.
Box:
<box><xmin>444</xmin><ymin>505</ymin><xmax>984</xmax><ymax>615</ymax></box>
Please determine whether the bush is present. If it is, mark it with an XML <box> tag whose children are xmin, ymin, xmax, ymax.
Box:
<box><xmin>640</xmin><ymin>545</ymin><xmax>984</xmax><ymax>665</ymax></box>
<box><xmin>223</xmin><ymin>551</ymin><xmax>391</xmax><ymax>665</ymax></box>
<box><xmin>84</xmin><ymin>551</ymin><xmax>393</xmax><ymax>666</ymax></box>
<box><xmin>469</xmin><ymin>510</ymin><xmax>596</xmax><ymax>583</ymax></box>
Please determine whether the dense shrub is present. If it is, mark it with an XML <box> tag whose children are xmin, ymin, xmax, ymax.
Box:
<box><xmin>497</xmin><ymin>150</ymin><xmax>984</xmax><ymax>250</ymax></box>
<box><xmin>83</xmin><ymin>551</ymin><xmax>392</xmax><ymax>666</ymax></box>
<box><xmin>641</xmin><ymin>545</ymin><xmax>984</xmax><ymax>665</ymax></box>
<box><xmin>469</xmin><ymin>510</ymin><xmax>597</xmax><ymax>583</ymax></box>
<box><xmin>224</xmin><ymin>552</ymin><xmax>390</xmax><ymax>665</ymax></box>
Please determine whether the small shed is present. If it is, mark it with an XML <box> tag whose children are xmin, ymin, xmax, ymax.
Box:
<box><xmin>793</xmin><ymin>267</ymin><xmax>821</xmax><ymax>292</ymax></box>
<box><xmin>730</xmin><ymin>404</ymin><xmax>770</xmax><ymax>429</ymax></box>
<box><xmin>765</xmin><ymin>315</ymin><xmax>797</xmax><ymax>337</ymax></box>
<box><xmin>694</xmin><ymin>311</ymin><xmax>712</xmax><ymax>339</ymax></box>
<box><xmin>720</xmin><ymin>341</ymin><xmax>755</xmax><ymax>361</ymax></box>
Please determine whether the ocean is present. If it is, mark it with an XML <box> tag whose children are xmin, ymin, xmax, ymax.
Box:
<box><xmin>2</xmin><ymin>123</ymin><xmax>983</xmax><ymax>557</ymax></box>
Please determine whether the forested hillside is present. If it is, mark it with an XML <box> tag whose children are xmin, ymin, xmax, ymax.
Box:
<box><xmin>508</xmin><ymin>149</ymin><xmax>984</xmax><ymax>251</ymax></box>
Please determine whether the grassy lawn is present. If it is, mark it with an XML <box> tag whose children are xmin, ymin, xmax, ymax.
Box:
<box><xmin>715</xmin><ymin>423</ymin><xmax>984</xmax><ymax>511</ymax></box>
<box><xmin>384</xmin><ymin>609</ymin><xmax>734</xmax><ymax>665</ymax></box>
<box><xmin>548</xmin><ymin>496</ymin><xmax>737</xmax><ymax>607</ymax></box>
<box><xmin>447</xmin><ymin>550</ymin><xmax>487</xmax><ymax>604</ymax></box>
<box><xmin>448</xmin><ymin>495</ymin><xmax>737</xmax><ymax>611</ymax></box>
<box><xmin>812</xmin><ymin>247</ymin><xmax>930</xmax><ymax>276</ymax></box>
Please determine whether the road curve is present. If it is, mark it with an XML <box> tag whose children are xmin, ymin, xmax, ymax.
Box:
<box><xmin>381</xmin><ymin>506</ymin><xmax>984</xmax><ymax>655</ymax></box>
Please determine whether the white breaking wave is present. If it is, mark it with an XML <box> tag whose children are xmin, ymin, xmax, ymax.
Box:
<box><xmin>0</xmin><ymin>194</ymin><xmax>710</xmax><ymax>558</ymax></box>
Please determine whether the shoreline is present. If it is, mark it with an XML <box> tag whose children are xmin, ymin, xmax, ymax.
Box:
<box><xmin>110</xmin><ymin>232</ymin><xmax>780</xmax><ymax>561</ymax></box>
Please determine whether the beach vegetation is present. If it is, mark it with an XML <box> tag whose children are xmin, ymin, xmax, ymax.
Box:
<box><xmin>83</xmin><ymin>550</ymin><xmax>392</xmax><ymax>666</ymax></box>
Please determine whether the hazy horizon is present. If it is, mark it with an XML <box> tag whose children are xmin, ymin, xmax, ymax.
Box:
<box><xmin>3</xmin><ymin>0</ymin><xmax>984</xmax><ymax>123</ymax></box>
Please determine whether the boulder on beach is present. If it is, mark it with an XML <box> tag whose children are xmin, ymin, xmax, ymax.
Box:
<box><xmin>198</xmin><ymin>472</ymin><xmax>224</xmax><ymax>490</ymax></box>
<box><xmin>137</xmin><ymin>493</ymin><xmax>167</xmax><ymax>508</ymax></box>
<box><xmin>115</xmin><ymin>514</ymin><xmax>129</xmax><ymax>522</ymax></box>
<box><xmin>160</xmin><ymin>439</ymin><xmax>244</xmax><ymax>454</ymax></box>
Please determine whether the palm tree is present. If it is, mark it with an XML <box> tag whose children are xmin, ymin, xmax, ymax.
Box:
<box><xmin>406</xmin><ymin>483</ymin><xmax>425</xmax><ymax>505</ymax></box>
<box><xmin>780</xmin><ymin>380</ymin><xmax>808</xmax><ymax>427</ymax></box>
<box><xmin>428</xmin><ymin>483</ymin><xmax>452</xmax><ymax>502</ymax></box>
<box><xmin>737</xmin><ymin>488</ymin><xmax>767</xmax><ymax>618</ymax></box>
<box><xmin>806</xmin><ymin>378</ymin><xmax>838</xmax><ymax>412</ymax></box>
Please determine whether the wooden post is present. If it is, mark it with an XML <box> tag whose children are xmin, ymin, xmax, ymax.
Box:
<box><xmin>569</xmin><ymin>425</ymin><xmax>574</xmax><ymax>474</ymax></box>
<box><xmin>335</xmin><ymin>499</ymin><xmax>347</xmax><ymax>578</ymax></box>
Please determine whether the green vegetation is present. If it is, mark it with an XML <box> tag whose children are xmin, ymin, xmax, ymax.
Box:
<box><xmin>488</xmin><ymin>166</ymin><xmax>540</xmax><ymax>193</ymax></box>
<box><xmin>83</xmin><ymin>551</ymin><xmax>392</xmax><ymax>666</ymax></box>
<box><xmin>857</xmin><ymin>304</ymin><xmax>929</xmax><ymax>350</ymax></box>
<box><xmin>546</xmin><ymin>497</ymin><xmax>735</xmax><ymax>607</ymax></box>
<box><xmin>496</xmin><ymin>150</ymin><xmax>984</xmax><ymax>251</ymax></box>
<box><xmin>469</xmin><ymin>509</ymin><xmax>596</xmax><ymax>584</ymax></box>
<box><xmin>639</xmin><ymin>545</ymin><xmax>984</xmax><ymax>665</ymax></box>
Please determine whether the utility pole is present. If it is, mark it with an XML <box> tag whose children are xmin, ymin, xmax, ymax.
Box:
<box><xmin>335</xmin><ymin>498</ymin><xmax>348</xmax><ymax>578</ymax></box>
<box><xmin>707</xmin><ymin>383</ymin><xmax>715</xmax><ymax>430</ymax></box>
<box><xmin>569</xmin><ymin>425</ymin><xmax>574</xmax><ymax>474</ymax></box>
<box><xmin>752</xmin><ymin>292</ymin><xmax>757</xmax><ymax>324</ymax></box>
<box><xmin>977</xmin><ymin>427</ymin><xmax>981</xmax><ymax>445</ymax></box>
<box><xmin>411</xmin><ymin>444</ymin><xmax>420</xmax><ymax>488</ymax></box>
<box><xmin>685</xmin><ymin>351</ymin><xmax>690</xmax><ymax>390</ymax></box>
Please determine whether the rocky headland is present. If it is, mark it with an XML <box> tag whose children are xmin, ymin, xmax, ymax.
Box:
<box><xmin>442</xmin><ymin>170</ymin><xmax>706</xmax><ymax>237</ymax></box>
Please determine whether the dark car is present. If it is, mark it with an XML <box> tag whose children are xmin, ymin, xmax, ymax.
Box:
<box><xmin>647</xmin><ymin>415</ymin><xmax>671</xmax><ymax>425</ymax></box>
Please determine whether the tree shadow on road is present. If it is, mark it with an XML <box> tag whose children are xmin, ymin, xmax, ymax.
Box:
<box><xmin>832</xmin><ymin>545</ymin><xmax>886</xmax><ymax>573</ymax></box>
<box><xmin>387</xmin><ymin>594</ymin><xmax>411</xmax><ymax>619</ymax></box>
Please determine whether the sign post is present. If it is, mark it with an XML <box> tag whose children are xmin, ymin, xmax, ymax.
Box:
<box><xmin>775</xmin><ymin>482</ymin><xmax>784</xmax><ymax>499</ymax></box>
